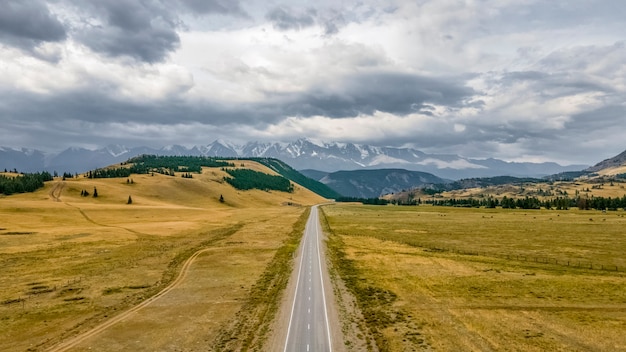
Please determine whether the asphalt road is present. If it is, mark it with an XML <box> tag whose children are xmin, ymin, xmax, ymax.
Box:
<box><xmin>284</xmin><ymin>205</ymin><xmax>333</xmax><ymax>352</ymax></box>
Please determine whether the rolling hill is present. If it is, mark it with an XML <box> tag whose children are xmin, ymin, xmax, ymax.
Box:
<box><xmin>585</xmin><ymin>148</ymin><xmax>626</xmax><ymax>174</ymax></box>
<box><xmin>0</xmin><ymin>158</ymin><xmax>326</xmax><ymax>351</ymax></box>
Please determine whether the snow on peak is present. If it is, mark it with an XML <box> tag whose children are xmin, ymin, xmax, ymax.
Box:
<box><xmin>368</xmin><ymin>154</ymin><xmax>411</xmax><ymax>166</ymax></box>
<box><xmin>418</xmin><ymin>158</ymin><xmax>487</xmax><ymax>169</ymax></box>
<box><xmin>105</xmin><ymin>144</ymin><xmax>130</xmax><ymax>157</ymax></box>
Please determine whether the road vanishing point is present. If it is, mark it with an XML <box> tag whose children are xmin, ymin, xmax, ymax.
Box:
<box><xmin>284</xmin><ymin>205</ymin><xmax>333</xmax><ymax>352</ymax></box>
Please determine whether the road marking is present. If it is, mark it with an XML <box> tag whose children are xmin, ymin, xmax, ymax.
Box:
<box><xmin>314</xmin><ymin>207</ymin><xmax>333</xmax><ymax>351</ymax></box>
<box><xmin>283</xmin><ymin>206</ymin><xmax>332</xmax><ymax>352</ymax></box>
<box><xmin>283</xmin><ymin>216</ymin><xmax>309</xmax><ymax>352</ymax></box>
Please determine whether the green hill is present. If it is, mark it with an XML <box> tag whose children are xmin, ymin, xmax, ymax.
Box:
<box><xmin>246</xmin><ymin>158</ymin><xmax>342</xmax><ymax>199</ymax></box>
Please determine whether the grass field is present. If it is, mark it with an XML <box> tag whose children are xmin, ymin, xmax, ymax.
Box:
<box><xmin>0</xmin><ymin>163</ymin><xmax>324</xmax><ymax>351</ymax></box>
<box><xmin>321</xmin><ymin>204</ymin><xmax>626</xmax><ymax>351</ymax></box>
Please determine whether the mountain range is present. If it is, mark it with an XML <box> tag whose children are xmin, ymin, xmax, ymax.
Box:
<box><xmin>301</xmin><ymin>169</ymin><xmax>448</xmax><ymax>198</ymax></box>
<box><xmin>0</xmin><ymin>139</ymin><xmax>586</xmax><ymax>180</ymax></box>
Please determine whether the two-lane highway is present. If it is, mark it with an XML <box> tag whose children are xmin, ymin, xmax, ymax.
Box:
<box><xmin>284</xmin><ymin>205</ymin><xmax>333</xmax><ymax>352</ymax></box>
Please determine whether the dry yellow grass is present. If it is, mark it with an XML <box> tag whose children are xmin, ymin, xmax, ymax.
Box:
<box><xmin>0</xmin><ymin>162</ymin><xmax>325</xmax><ymax>351</ymax></box>
<box><xmin>597</xmin><ymin>165</ymin><xmax>626</xmax><ymax>176</ymax></box>
<box><xmin>439</xmin><ymin>179</ymin><xmax>626</xmax><ymax>202</ymax></box>
<box><xmin>322</xmin><ymin>204</ymin><xmax>626</xmax><ymax>351</ymax></box>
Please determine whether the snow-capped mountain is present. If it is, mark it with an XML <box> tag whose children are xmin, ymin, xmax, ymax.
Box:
<box><xmin>0</xmin><ymin>139</ymin><xmax>586</xmax><ymax>180</ymax></box>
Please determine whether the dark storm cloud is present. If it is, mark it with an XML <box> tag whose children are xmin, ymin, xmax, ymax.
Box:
<box><xmin>0</xmin><ymin>70</ymin><xmax>475</xmax><ymax>136</ymax></box>
<box><xmin>319</xmin><ymin>9</ymin><xmax>345</xmax><ymax>36</ymax></box>
<box><xmin>0</xmin><ymin>0</ymin><xmax>67</xmax><ymax>50</ymax></box>
<box><xmin>0</xmin><ymin>87</ymin><xmax>282</xmax><ymax>133</ymax></box>
<box><xmin>73</xmin><ymin>1</ymin><xmax>180</xmax><ymax>63</ymax></box>
<box><xmin>177</xmin><ymin>0</ymin><xmax>247</xmax><ymax>16</ymax></box>
<box><xmin>498</xmin><ymin>70</ymin><xmax>614</xmax><ymax>97</ymax></box>
<box><xmin>266</xmin><ymin>6</ymin><xmax>316</xmax><ymax>31</ymax></box>
<box><xmin>279</xmin><ymin>72</ymin><xmax>474</xmax><ymax>118</ymax></box>
<box><xmin>568</xmin><ymin>105</ymin><xmax>626</xmax><ymax>131</ymax></box>
<box><xmin>68</xmin><ymin>0</ymin><xmax>249</xmax><ymax>63</ymax></box>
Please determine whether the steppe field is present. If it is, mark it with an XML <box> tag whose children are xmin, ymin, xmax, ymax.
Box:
<box><xmin>0</xmin><ymin>162</ymin><xmax>324</xmax><ymax>351</ymax></box>
<box><xmin>321</xmin><ymin>204</ymin><xmax>626</xmax><ymax>351</ymax></box>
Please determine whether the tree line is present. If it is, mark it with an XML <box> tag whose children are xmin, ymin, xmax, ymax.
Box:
<box><xmin>127</xmin><ymin>155</ymin><xmax>233</xmax><ymax>173</ymax></box>
<box><xmin>427</xmin><ymin>195</ymin><xmax>626</xmax><ymax>210</ymax></box>
<box><xmin>336</xmin><ymin>197</ymin><xmax>390</xmax><ymax>205</ymax></box>
<box><xmin>0</xmin><ymin>172</ymin><xmax>53</xmax><ymax>195</ymax></box>
<box><xmin>86</xmin><ymin>155</ymin><xmax>235</xmax><ymax>179</ymax></box>
<box><xmin>249</xmin><ymin>158</ymin><xmax>342</xmax><ymax>199</ymax></box>
<box><xmin>223</xmin><ymin>168</ymin><xmax>293</xmax><ymax>192</ymax></box>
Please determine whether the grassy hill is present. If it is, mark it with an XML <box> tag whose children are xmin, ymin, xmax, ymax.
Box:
<box><xmin>244</xmin><ymin>158</ymin><xmax>342</xmax><ymax>199</ymax></box>
<box><xmin>0</xmin><ymin>159</ymin><xmax>324</xmax><ymax>351</ymax></box>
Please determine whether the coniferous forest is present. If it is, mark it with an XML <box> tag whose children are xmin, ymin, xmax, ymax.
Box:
<box><xmin>0</xmin><ymin>172</ymin><xmax>53</xmax><ymax>195</ymax></box>
<box><xmin>223</xmin><ymin>168</ymin><xmax>294</xmax><ymax>192</ymax></box>
<box><xmin>87</xmin><ymin>155</ymin><xmax>234</xmax><ymax>178</ymax></box>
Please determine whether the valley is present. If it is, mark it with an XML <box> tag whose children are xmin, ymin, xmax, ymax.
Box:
<box><xmin>2</xmin><ymin>151</ymin><xmax>626</xmax><ymax>351</ymax></box>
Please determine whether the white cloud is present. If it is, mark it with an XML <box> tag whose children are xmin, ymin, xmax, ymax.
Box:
<box><xmin>1</xmin><ymin>0</ymin><xmax>625</xmax><ymax>166</ymax></box>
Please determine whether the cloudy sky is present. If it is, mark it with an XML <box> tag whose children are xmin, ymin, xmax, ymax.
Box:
<box><xmin>1</xmin><ymin>0</ymin><xmax>625</xmax><ymax>165</ymax></box>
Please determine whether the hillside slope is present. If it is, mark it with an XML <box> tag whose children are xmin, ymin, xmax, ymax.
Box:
<box><xmin>250</xmin><ymin>158</ymin><xmax>342</xmax><ymax>199</ymax></box>
<box><xmin>585</xmin><ymin>149</ymin><xmax>626</xmax><ymax>174</ymax></box>
<box><xmin>319</xmin><ymin>168</ymin><xmax>447</xmax><ymax>198</ymax></box>
<box><xmin>0</xmin><ymin>159</ymin><xmax>324</xmax><ymax>351</ymax></box>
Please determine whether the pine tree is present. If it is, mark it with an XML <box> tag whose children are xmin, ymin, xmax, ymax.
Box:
<box><xmin>127</xmin><ymin>195</ymin><xmax>132</xmax><ymax>204</ymax></box>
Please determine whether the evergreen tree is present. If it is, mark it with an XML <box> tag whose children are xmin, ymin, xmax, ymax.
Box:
<box><xmin>93</xmin><ymin>187</ymin><xmax>98</xmax><ymax>198</ymax></box>
<box><xmin>127</xmin><ymin>195</ymin><xmax>132</xmax><ymax>204</ymax></box>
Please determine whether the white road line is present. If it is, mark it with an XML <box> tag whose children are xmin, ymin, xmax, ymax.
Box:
<box><xmin>283</xmin><ymin>217</ymin><xmax>309</xmax><ymax>352</ymax></box>
<box><xmin>314</xmin><ymin>207</ymin><xmax>333</xmax><ymax>351</ymax></box>
<box><xmin>284</xmin><ymin>206</ymin><xmax>333</xmax><ymax>352</ymax></box>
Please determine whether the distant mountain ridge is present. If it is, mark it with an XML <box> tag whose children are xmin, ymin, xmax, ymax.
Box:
<box><xmin>0</xmin><ymin>139</ymin><xmax>586</xmax><ymax>180</ymax></box>
<box><xmin>301</xmin><ymin>169</ymin><xmax>448</xmax><ymax>198</ymax></box>
<box><xmin>585</xmin><ymin>149</ymin><xmax>626</xmax><ymax>172</ymax></box>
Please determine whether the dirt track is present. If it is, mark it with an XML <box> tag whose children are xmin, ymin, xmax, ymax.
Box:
<box><xmin>48</xmin><ymin>181</ymin><xmax>65</xmax><ymax>202</ymax></box>
<box><xmin>46</xmin><ymin>245</ymin><xmax>214</xmax><ymax>352</ymax></box>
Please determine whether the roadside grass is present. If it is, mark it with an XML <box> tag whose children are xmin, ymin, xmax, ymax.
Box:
<box><xmin>213</xmin><ymin>208</ymin><xmax>310</xmax><ymax>351</ymax></box>
<box><xmin>321</xmin><ymin>204</ymin><xmax>626</xmax><ymax>351</ymax></box>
